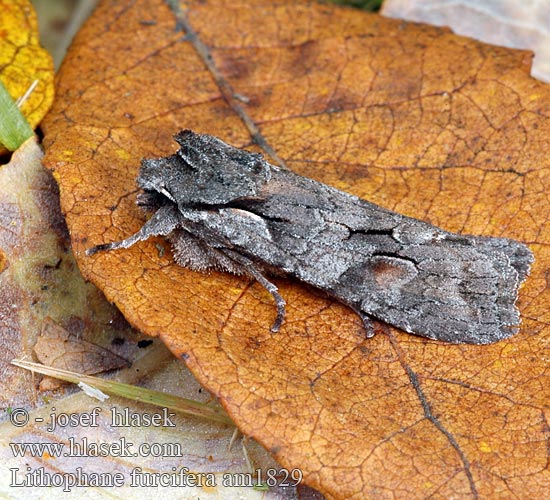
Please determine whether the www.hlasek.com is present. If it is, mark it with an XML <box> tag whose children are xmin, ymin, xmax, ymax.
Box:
<box><xmin>7</xmin><ymin>405</ymin><xmax>303</xmax><ymax>491</ymax></box>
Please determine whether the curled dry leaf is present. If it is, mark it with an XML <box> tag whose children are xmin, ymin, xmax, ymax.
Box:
<box><xmin>42</xmin><ymin>1</ymin><xmax>549</xmax><ymax>498</ymax></box>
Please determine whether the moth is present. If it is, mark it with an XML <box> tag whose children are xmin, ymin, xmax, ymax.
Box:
<box><xmin>87</xmin><ymin>130</ymin><xmax>533</xmax><ymax>344</ymax></box>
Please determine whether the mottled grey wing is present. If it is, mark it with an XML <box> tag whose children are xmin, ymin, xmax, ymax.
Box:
<box><xmin>200</xmin><ymin>169</ymin><xmax>532</xmax><ymax>344</ymax></box>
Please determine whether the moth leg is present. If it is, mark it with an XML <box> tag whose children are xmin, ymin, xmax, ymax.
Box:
<box><xmin>86</xmin><ymin>205</ymin><xmax>180</xmax><ymax>256</ymax></box>
<box><xmin>222</xmin><ymin>249</ymin><xmax>286</xmax><ymax>333</ymax></box>
<box><xmin>358</xmin><ymin>312</ymin><xmax>376</xmax><ymax>338</ymax></box>
<box><xmin>246</xmin><ymin>265</ymin><xmax>287</xmax><ymax>333</ymax></box>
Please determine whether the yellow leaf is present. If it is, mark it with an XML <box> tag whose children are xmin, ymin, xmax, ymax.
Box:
<box><xmin>0</xmin><ymin>0</ymin><xmax>54</xmax><ymax>151</ymax></box>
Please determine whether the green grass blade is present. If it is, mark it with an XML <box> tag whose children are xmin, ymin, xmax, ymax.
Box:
<box><xmin>0</xmin><ymin>81</ymin><xmax>34</xmax><ymax>151</ymax></box>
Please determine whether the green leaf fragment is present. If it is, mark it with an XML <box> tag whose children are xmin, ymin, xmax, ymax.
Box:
<box><xmin>0</xmin><ymin>80</ymin><xmax>34</xmax><ymax>151</ymax></box>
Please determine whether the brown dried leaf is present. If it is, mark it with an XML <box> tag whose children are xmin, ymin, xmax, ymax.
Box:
<box><xmin>0</xmin><ymin>136</ymin><xmax>138</xmax><ymax>409</ymax></box>
<box><xmin>34</xmin><ymin>318</ymin><xmax>130</xmax><ymax>390</ymax></box>
<box><xmin>42</xmin><ymin>1</ymin><xmax>549</xmax><ymax>499</ymax></box>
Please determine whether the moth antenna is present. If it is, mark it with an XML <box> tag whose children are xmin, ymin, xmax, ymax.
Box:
<box><xmin>86</xmin><ymin>205</ymin><xmax>180</xmax><ymax>257</ymax></box>
<box><xmin>86</xmin><ymin>242</ymin><xmax>116</xmax><ymax>256</ymax></box>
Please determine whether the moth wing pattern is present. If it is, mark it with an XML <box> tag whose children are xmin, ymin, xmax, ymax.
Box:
<box><xmin>87</xmin><ymin>130</ymin><xmax>533</xmax><ymax>345</ymax></box>
<box><xmin>189</xmin><ymin>169</ymin><xmax>533</xmax><ymax>344</ymax></box>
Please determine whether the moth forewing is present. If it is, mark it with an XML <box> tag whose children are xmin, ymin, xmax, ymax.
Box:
<box><xmin>87</xmin><ymin>130</ymin><xmax>533</xmax><ymax>344</ymax></box>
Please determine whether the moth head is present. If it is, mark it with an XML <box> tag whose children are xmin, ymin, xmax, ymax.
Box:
<box><xmin>138</xmin><ymin>130</ymin><xmax>273</xmax><ymax>206</ymax></box>
<box><xmin>137</xmin><ymin>156</ymin><xmax>180</xmax><ymax>202</ymax></box>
